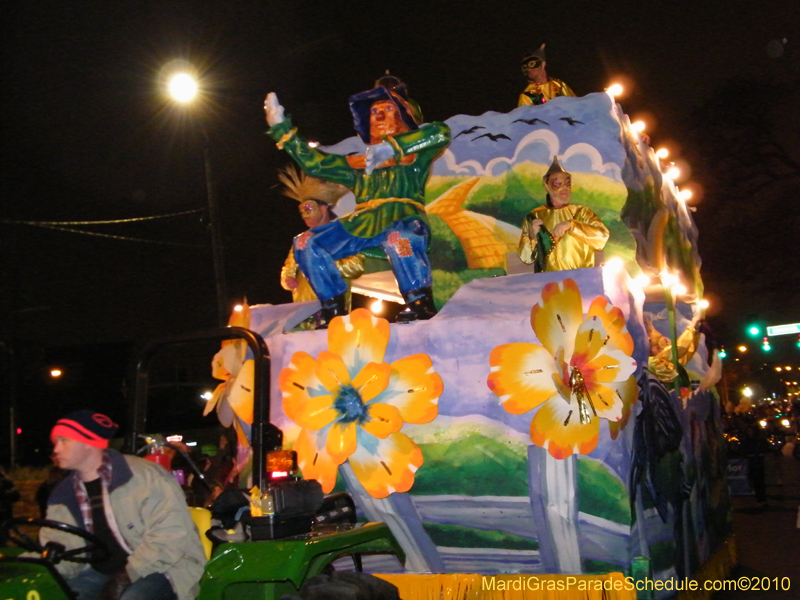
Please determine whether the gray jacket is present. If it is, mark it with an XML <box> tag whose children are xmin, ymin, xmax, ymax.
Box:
<box><xmin>43</xmin><ymin>450</ymin><xmax>206</xmax><ymax>600</ymax></box>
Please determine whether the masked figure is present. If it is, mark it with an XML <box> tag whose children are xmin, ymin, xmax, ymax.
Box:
<box><xmin>265</xmin><ymin>80</ymin><xmax>450</xmax><ymax>327</ymax></box>
<box><xmin>518</xmin><ymin>44</ymin><xmax>576</xmax><ymax>107</ymax></box>
<box><xmin>518</xmin><ymin>156</ymin><xmax>609</xmax><ymax>272</ymax></box>
<box><xmin>278</xmin><ymin>166</ymin><xmax>364</xmax><ymax>311</ymax></box>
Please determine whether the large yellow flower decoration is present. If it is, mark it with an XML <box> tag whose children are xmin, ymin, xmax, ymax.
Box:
<box><xmin>279</xmin><ymin>308</ymin><xmax>443</xmax><ymax>498</ymax></box>
<box><xmin>207</xmin><ymin>302</ymin><xmax>254</xmax><ymax>448</ymax></box>
<box><xmin>487</xmin><ymin>279</ymin><xmax>638</xmax><ymax>459</ymax></box>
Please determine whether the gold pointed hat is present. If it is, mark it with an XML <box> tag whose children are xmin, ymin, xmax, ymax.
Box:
<box><xmin>521</xmin><ymin>43</ymin><xmax>547</xmax><ymax>67</ymax></box>
<box><xmin>277</xmin><ymin>165</ymin><xmax>348</xmax><ymax>206</ymax></box>
<box><xmin>543</xmin><ymin>155</ymin><xmax>569</xmax><ymax>182</ymax></box>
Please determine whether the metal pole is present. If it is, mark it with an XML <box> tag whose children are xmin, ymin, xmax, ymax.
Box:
<box><xmin>4</xmin><ymin>336</ymin><xmax>18</xmax><ymax>468</ymax></box>
<box><xmin>9</xmin><ymin>372</ymin><xmax>17</xmax><ymax>468</ymax></box>
<box><xmin>202</xmin><ymin>128</ymin><xmax>228</xmax><ymax>326</ymax></box>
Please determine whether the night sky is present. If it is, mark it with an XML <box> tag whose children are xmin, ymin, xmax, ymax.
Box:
<box><xmin>2</xmin><ymin>2</ymin><xmax>799</xmax><ymax>355</ymax></box>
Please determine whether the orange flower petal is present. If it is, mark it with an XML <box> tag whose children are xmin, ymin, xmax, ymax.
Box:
<box><xmin>607</xmin><ymin>376</ymin><xmax>639</xmax><ymax>439</ymax></box>
<box><xmin>348</xmin><ymin>432</ymin><xmax>424</xmax><ymax>499</ymax></box>
<box><xmin>582</xmin><ymin>349</ymin><xmax>638</xmax><ymax>386</ymax></box>
<box><xmin>530</xmin><ymin>397</ymin><xmax>600</xmax><ymax>458</ymax></box>
<box><xmin>362</xmin><ymin>403</ymin><xmax>403</xmax><ymax>439</ymax></box>
<box><xmin>583</xmin><ymin>383</ymin><xmax>623</xmax><ymax>422</ymax></box>
<box><xmin>586</xmin><ymin>296</ymin><xmax>633</xmax><ymax>356</ymax></box>
<box><xmin>315</xmin><ymin>351</ymin><xmax>353</xmax><ymax>393</ymax></box>
<box><xmin>296</xmin><ymin>394</ymin><xmax>337</xmax><ymax>431</ymax></box>
<box><xmin>571</xmin><ymin>316</ymin><xmax>611</xmax><ymax>367</ymax></box>
<box><xmin>328</xmin><ymin>308</ymin><xmax>390</xmax><ymax>373</ymax></box>
<box><xmin>210</xmin><ymin>349</ymin><xmax>232</xmax><ymax>381</ymax></box>
<box><xmin>531</xmin><ymin>279</ymin><xmax>584</xmax><ymax>357</ymax></box>
<box><xmin>214</xmin><ymin>344</ymin><xmax>244</xmax><ymax>379</ymax></box>
<box><xmin>488</xmin><ymin>343</ymin><xmax>558</xmax><ymax>414</ymax></box>
<box><xmin>279</xmin><ymin>351</ymin><xmax>324</xmax><ymax>424</ymax></box>
<box><xmin>326</xmin><ymin>421</ymin><xmax>358</xmax><ymax>464</ymax></box>
<box><xmin>227</xmin><ymin>359</ymin><xmax>254</xmax><ymax>424</ymax></box>
<box><xmin>294</xmin><ymin>428</ymin><xmax>339</xmax><ymax>494</ymax></box>
<box><xmin>203</xmin><ymin>383</ymin><xmax>225</xmax><ymax>416</ymax></box>
<box><xmin>352</xmin><ymin>362</ymin><xmax>392</xmax><ymax>403</ymax></box>
<box><xmin>377</xmin><ymin>354</ymin><xmax>442</xmax><ymax>424</ymax></box>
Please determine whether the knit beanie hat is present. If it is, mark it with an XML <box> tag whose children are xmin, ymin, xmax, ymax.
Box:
<box><xmin>51</xmin><ymin>410</ymin><xmax>119</xmax><ymax>449</ymax></box>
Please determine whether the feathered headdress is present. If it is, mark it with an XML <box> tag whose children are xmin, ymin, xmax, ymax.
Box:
<box><xmin>277</xmin><ymin>165</ymin><xmax>349</xmax><ymax>206</ymax></box>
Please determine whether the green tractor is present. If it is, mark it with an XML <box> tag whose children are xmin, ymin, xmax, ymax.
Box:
<box><xmin>1</xmin><ymin>327</ymin><xmax>406</xmax><ymax>600</ymax></box>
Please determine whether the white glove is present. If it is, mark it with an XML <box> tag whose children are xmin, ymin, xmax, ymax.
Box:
<box><xmin>264</xmin><ymin>92</ymin><xmax>285</xmax><ymax>127</ymax></box>
<box><xmin>365</xmin><ymin>141</ymin><xmax>394</xmax><ymax>175</ymax></box>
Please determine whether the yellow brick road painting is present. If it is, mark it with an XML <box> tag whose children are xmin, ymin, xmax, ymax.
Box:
<box><xmin>426</xmin><ymin>177</ymin><xmax>520</xmax><ymax>270</ymax></box>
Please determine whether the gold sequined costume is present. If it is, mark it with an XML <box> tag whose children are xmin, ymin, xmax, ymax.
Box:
<box><xmin>280</xmin><ymin>249</ymin><xmax>364</xmax><ymax>307</ymax></box>
<box><xmin>518</xmin><ymin>204</ymin><xmax>609</xmax><ymax>271</ymax></box>
<box><xmin>518</xmin><ymin>79</ymin><xmax>576</xmax><ymax>107</ymax></box>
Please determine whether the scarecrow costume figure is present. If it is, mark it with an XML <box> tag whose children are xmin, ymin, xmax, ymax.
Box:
<box><xmin>264</xmin><ymin>79</ymin><xmax>450</xmax><ymax>327</ymax></box>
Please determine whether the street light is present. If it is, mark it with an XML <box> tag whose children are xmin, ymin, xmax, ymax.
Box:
<box><xmin>168</xmin><ymin>73</ymin><xmax>198</xmax><ymax>103</ymax></box>
<box><xmin>166</xmin><ymin>69</ymin><xmax>229</xmax><ymax>325</ymax></box>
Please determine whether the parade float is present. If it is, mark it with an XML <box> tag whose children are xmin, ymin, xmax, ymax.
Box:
<box><xmin>204</xmin><ymin>86</ymin><xmax>730</xmax><ymax>599</ymax></box>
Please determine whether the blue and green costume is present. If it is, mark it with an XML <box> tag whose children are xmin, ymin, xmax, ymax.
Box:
<box><xmin>268</xmin><ymin>118</ymin><xmax>450</xmax><ymax>302</ymax></box>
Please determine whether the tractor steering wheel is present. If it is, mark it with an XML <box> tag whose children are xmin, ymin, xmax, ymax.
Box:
<box><xmin>1</xmin><ymin>517</ymin><xmax>110</xmax><ymax>565</ymax></box>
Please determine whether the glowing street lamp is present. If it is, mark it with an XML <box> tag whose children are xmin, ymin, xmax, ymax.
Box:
<box><xmin>166</xmin><ymin>68</ymin><xmax>228</xmax><ymax>325</ymax></box>
<box><xmin>606</xmin><ymin>83</ymin><xmax>623</xmax><ymax>97</ymax></box>
<box><xmin>167</xmin><ymin>73</ymin><xmax>198</xmax><ymax>103</ymax></box>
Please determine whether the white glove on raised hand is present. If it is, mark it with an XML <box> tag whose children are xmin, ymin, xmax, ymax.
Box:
<box><xmin>264</xmin><ymin>92</ymin><xmax>285</xmax><ymax>127</ymax></box>
<box><xmin>365</xmin><ymin>141</ymin><xmax>394</xmax><ymax>175</ymax></box>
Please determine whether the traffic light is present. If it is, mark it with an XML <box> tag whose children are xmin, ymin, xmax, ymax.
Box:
<box><xmin>762</xmin><ymin>337</ymin><xmax>771</xmax><ymax>352</ymax></box>
<box><xmin>718</xmin><ymin>346</ymin><xmax>727</xmax><ymax>359</ymax></box>
<box><xmin>747</xmin><ymin>324</ymin><xmax>761</xmax><ymax>337</ymax></box>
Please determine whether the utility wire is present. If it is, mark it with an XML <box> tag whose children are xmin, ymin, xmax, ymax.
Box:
<box><xmin>0</xmin><ymin>207</ymin><xmax>204</xmax><ymax>226</ymax></box>
<box><xmin>15</xmin><ymin>222</ymin><xmax>211</xmax><ymax>247</ymax></box>
<box><xmin>1</xmin><ymin>208</ymin><xmax>211</xmax><ymax>247</ymax></box>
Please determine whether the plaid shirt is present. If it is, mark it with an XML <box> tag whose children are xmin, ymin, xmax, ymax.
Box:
<box><xmin>71</xmin><ymin>451</ymin><xmax>113</xmax><ymax>533</ymax></box>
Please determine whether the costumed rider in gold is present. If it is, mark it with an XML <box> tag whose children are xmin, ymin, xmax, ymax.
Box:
<box><xmin>517</xmin><ymin>156</ymin><xmax>609</xmax><ymax>272</ymax></box>
<box><xmin>279</xmin><ymin>166</ymin><xmax>365</xmax><ymax>309</ymax></box>
<box><xmin>518</xmin><ymin>44</ymin><xmax>576</xmax><ymax>107</ymax></box>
